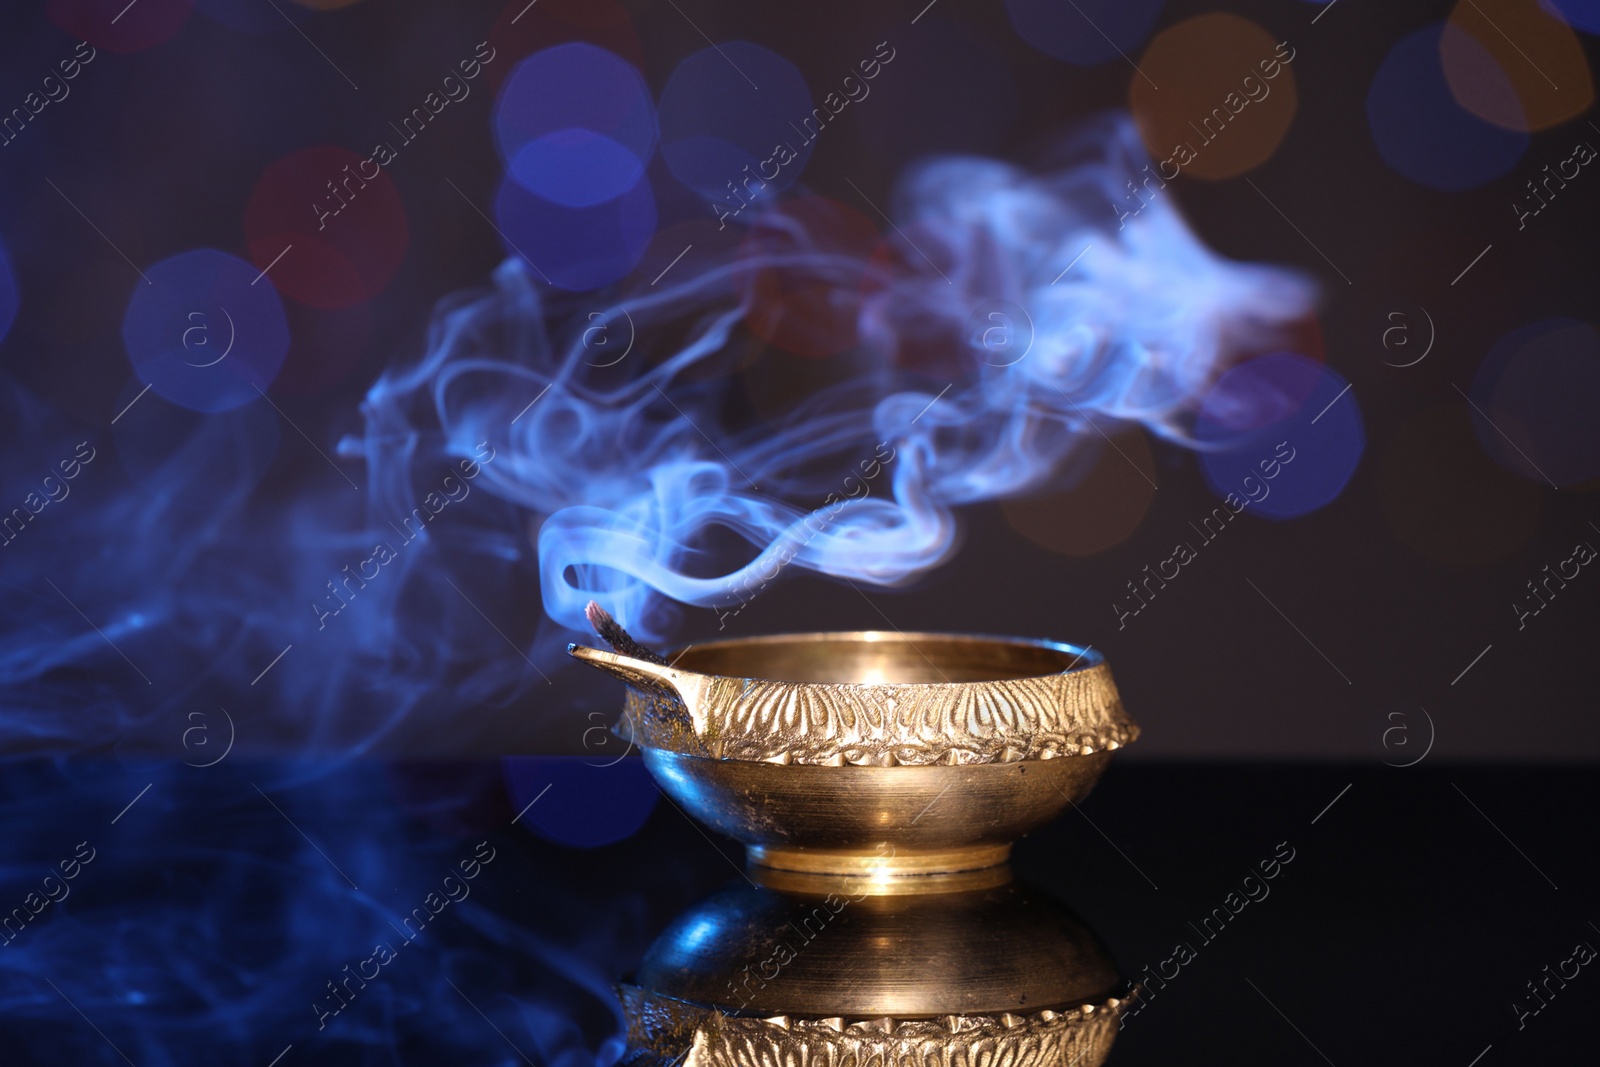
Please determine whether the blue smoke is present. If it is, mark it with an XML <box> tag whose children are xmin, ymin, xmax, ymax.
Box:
<box><xmin>1</xmin><ymin>113</ymin><xmax>1314</xmax><ymax>756</ymax></box>
<box><xmin>359</xmin><ymin>114</ymin><xmax>1314</xmax><ymax>640</ymax></box>
<box><xmin>0</xmin><ymin>758</ymin><xmax>646</xmax><ymax>1063</ymax></box>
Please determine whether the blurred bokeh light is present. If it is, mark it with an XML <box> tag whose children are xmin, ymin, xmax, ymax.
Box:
<box><xmin>1368</xmin><ymin>23</ymin><xmax>1529</xmax><ymax>190</ymax></box>
<box><xmin>1443</xmin><ymin>0</ymin><xmax>1592</xmax><ymax>132</ymax></box>
<box><xmin>658</xmin><ymin>41</ymin><xmax>814</xmax><ymax>205</ymax></box>
<box><xmin>1130</xmin><ymin>13</ymin><xmax>1298</xmax><ymax>180</ymax></box>
<box><xmin>494</xmin><ymin>170</ymin><xmax>657</xmax><ymax>291</ymax></box>
<box><xmin>487</xmin><ymin>0</ymin><xmax>644</xmax><ymax>87</ymax></box>
<box><xmin>1471</xmin><ymin>317</ymin><xmax>1600</xmax><ymax>488</ymax></box>
<box><xmin>47</xmin><ymin>0</ymin><xmax>193</xmax><ymax>52</ymax></box>
<box><xmin>503</xmin><ymin>756</ymin><xmax>659</xmax><ymax>848</ymax></box>
<box><xmin>243</xmin><ymin>146</ymin><xmax>410</xmax><ymax>310</ymax></box>
<box><xmin>1195</xmin><ymin>352</ymin><xmax>1363</xmax><ymax>519</ymax></box>
<box><xmin>121</xmin><ymin>249</ymin><xmax>290</xmax><ymax>413</ymax></box>
<box><xmin>495</xmin><ymin>44</ymin><xmax>657</xmax><ymax>207</ymax></box>
<box><xmin>1542</xmin><ymin>0</ymin><xmax>1600</xmax><ymax>35</ymax></box>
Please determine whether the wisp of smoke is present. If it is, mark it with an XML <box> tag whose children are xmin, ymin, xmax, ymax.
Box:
<box><xmin>0</xmin><ymin>114</ymin><xmax>1313</xmax><ymax>755</ymax></box>
<box><xmin>356</xmin><ymin>114</ymin><xmax>1314</xmax><ymax>642</ymax></box>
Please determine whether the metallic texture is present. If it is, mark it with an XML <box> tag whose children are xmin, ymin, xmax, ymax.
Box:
<box><xmin>569</xmin><ymin>631</ymin><xmax>1137</xmax><ymax>877</ymax></box>
<box><xmin>620</xmin><ymin>877</ymin><xmax>1129</xmax><ymax>1067</ymax></box>
<box><xmin>750</xmin><ymin>862</ymin><xmax>1015</xmax><ymax>897</ymax></box>
<box><xmin>570</xmin><ymin>632</ymin><xmax>1136</xmax><ymax>766</ymax></box>
<box><xmin>620</xmin><ymin>994</ymin><xmax>1126</xmax><ymax>1067</ymax></box>
<box><xmin>634</xmin><ymin>879</ymin><xmax>1122</xmax><ymax>1017</ymax></box>
<box><xmin>644</xmin><ymin>748</ymin><xmax>1112</xmax><ymax>880</ymax></box>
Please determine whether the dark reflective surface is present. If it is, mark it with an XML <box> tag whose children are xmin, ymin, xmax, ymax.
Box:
<box><xmin>634</xmin><ymin>874</ymin><xmax>1121</xmax><ymax>1018</ymax></box>
<box><xmin>0</xmin><ymin>760</ymin><xmax>1595</xmax><ymax>1062</ymax></box>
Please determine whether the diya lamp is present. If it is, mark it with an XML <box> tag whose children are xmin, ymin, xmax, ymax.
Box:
<box><xmin>569</xmin><ymin>603</ymin><xmax>1141</xmax><ymax>1065</ymax></box>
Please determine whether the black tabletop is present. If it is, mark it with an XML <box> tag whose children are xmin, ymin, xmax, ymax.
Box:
<box><xmin>1</xmin><ymin>758</ymin><xmax>1592</xmax><ymax>1064</ymax></box>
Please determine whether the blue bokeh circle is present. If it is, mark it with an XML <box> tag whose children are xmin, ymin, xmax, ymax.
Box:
<box><xmin>122</xmin><ymin>249</ymin><xmax>290</xmax><ymax>413</ymax></box>
<box><xmin>1470</xmin><ymin>317</ymin><xmax>1600</xmax><ymax>486</ymax></box>
<box><xmin>1543</xmin><ymin>0</ymin><xmax>1600</xmax><ymax>36</ymax></box>
<box><xmin>1367</xmin><ymin>24</ymin><xmax>1528</xmax><ymax>191</ymax></box>
<box><xmin>509</xmin><ymin>131</ymin><xmax>647</xmax><ymax>208</ymax></box>
<box><xmin>1196</xmin><ymin>353</ymin><xmax>1364</xmax><ymax>520</ymax></box>
<box><xmin>502</xmin><ymin>755</ymin><xmax>659</xmax><ymax>849</ymax></box>
<box><xmin>658</xmin><ymin>41</ymin><xmax>814</xmax><ymax>203</ymax></box>
<box><xmin>494</xmin><ymin>169</ymin><xmax>657</xmax><ymax>291</ymax></box>
<box><xmin>494</xmin><ymin>43</ymin><xmax>656</xmax><ymax>206</ymax></box>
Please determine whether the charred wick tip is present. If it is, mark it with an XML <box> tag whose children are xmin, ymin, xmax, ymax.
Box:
<box><xmin>584</xmin><ymin>600</ymin><xmax>670</xmax><ymax>666</ymax></box>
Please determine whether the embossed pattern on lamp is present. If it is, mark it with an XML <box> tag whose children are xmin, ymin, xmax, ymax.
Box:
<box><xmin>569</xmin><ymin>630</ymin><xmax>1138</xmax><ymax>881</ymax></box>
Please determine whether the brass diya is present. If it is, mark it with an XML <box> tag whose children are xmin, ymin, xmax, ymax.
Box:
<box><xmin>620</xmin><ymin>875</ymin><xmax>1131</xmax><ymax>1067</ymax></box>
<box><xmin>569</xmin><ymin>631</ymin><xmax>1138</xmax><ymax>880</ymax></box>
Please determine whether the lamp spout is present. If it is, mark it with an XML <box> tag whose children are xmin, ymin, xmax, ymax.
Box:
<box><xmin>567</xmin><ymin>643</ymin><xmax>712</xmax><ymax>755</ymax></box>
<box><xmin>566</xmin><ymin>643</ymin><xmax>688</xmax><ymax>700</ymax></box>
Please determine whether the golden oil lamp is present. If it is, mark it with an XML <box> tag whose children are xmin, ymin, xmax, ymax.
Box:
<box><xmin>570</xmin><ymin>614</ymin><xmax>1139</xmax><ymax>1064</ymax></box>
<box><xmin>568</xmin><ymin>624</ymin><xmax>1138</xmax><ymax>881</ymax></box>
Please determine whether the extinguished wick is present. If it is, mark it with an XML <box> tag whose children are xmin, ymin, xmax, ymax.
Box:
<box><xmin>584</xmin><ymin>601</ymin><xmax>670</xmax><ymax>666</ymax></box>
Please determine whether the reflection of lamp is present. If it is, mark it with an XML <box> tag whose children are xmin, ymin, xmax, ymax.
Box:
<box><xmin>619</xmin><ymin>874</ymin><xmax>1131</xmax><ymax>1067</ymax></box>
<box><xmin>568</xmin><ymin>630</ymin><xmax>1138</xmax><ymax>883</ymax></box>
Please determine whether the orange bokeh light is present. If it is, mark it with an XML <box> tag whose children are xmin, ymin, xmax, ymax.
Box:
<box><xmin>1130</xmin><ymin>13</ymin><xmax>1298</xmax><ymax>181</ymax></box>
<box><xmin>1444</xmin><ymin>0</ymin><xmax>1592</xmax><ymax>132</ymax></box>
